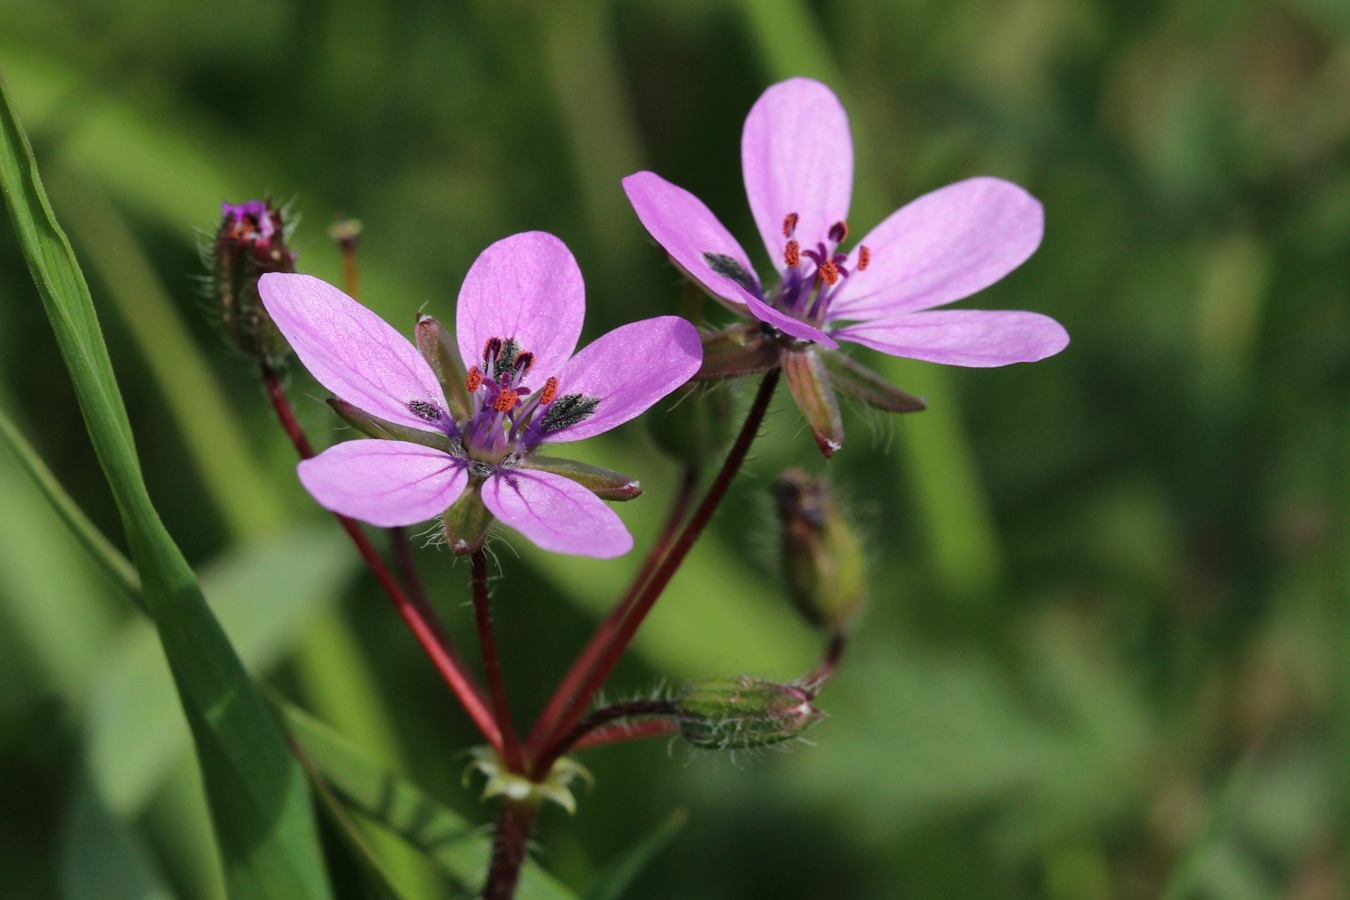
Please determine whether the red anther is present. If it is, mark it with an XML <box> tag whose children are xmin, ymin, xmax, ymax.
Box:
<box><xmin>819</xmin><ymin>259</ymin><xmax>840</xmax><ymax>286</ymax></box>
<box><xmin>482</xmin><ymin>336</ymin><xmax>502</xmax><ymax>362</ymax></box>
<box><xmin>828</xmin><ymin>220</ymin><xmax>849</xmax><ymax>244</ymax></box>
<box><xmin>783</xmin><ymin>212</ymin><xmax>800</xmax><ymax>238</ymax></box>
<box><xmin>466</xmin><ymin>366</ymin><xmax>483</xmax><ymax>393</ymax></box>
<box><xmin>540</xmin><ymin>376</ymin><xmax>559</xmax><ymax>405</ymax></box>
<box><xmin>857</xmin><ymin>245</ymin><xmax>871</xmax><ymax>272</ymax></box>
<box><xmin>784</xmin><ymin>239</ymin><xmax>801</xmax><ymax>268</ymax></box>
<box><xmin>514</xmin><ymin>351</ymin><xmax>534</xmax><ymax>374</ymax></box>
<box><xmin>493</xmin><ymin>389</ymin><xmax>519</xmax><ymax>413</ymax></box>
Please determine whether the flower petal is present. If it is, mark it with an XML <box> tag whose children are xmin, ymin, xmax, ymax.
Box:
<box><xmin>743</xmin><ymin>294</ymin><xmax>839</xmax><ymax>348</ymax></box>
<box><xmin>743</xmin><ymin>78</ymin><xmax>853</xmax><ymax>266</ymax></box>
<box><xmin>296</xmin><ymin>440</ymin><xmax>467</xmax><ymax>527</ymax></box>
<box><xmin>546</xmin><ymin>316</ymin><xmax>704</xmax><ymax>443</ymax></box>
<box><xmin>623</xmin><ymin>171</ymin><xmax>760</xmax><ymax>307</ymax></box>
<box><xmin>834</xmin><ymin>309</ymin><xmax>1069</xmax><ymax>367</ymax></box>
<box><xmin>482</xmin><ymin>469</ymin><xmax>632</xmax><ymax>558</ymax></box>
<box><xmin>260</xmin><ymin>273</ymin><xmax>449</xmax><ymax>431</ymax></box>
<box><xmin>828</xmin><ymin>178</ymin><xmax>1044</xmax><ymax>321</ymax></box>
<box><xmin>456</xmin><ymin>231</ymin><xmax>584</xmax><ymax>379</ymax></box>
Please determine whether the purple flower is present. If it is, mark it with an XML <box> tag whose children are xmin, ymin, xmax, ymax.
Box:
<box><xmin>623</xmin><ymin>78</ymin><xmax>1068</xmax><ymax>455</ymax></box>
<box><xmin>259</xmin><ymin>231</ymin><xmax>703</xmax><ymax>558</ymax></box>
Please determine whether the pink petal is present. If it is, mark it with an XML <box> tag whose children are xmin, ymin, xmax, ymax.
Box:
<box><xmin>260</xmin><ymin>273</ymin><xmax>448</xmax><ymax>431</ymax></box>
<box><xmin>456</xmin><ymin>231</ymin><xmax>584</xmax><ymax>379</ymax></box>
<box><xmin>742</xmin><ymin>78</ymin><xmax>853</xmax><ymax>267</ymax></box>
<box><xmin>743</xmin><ymin>294</ymin><xmax>839</xmax><ymax>348</ymax></box>
<box><xmin>834</xmin><ymin>309</ymin><xmax>1069</xmax><ymax>367</ymax></box>
<box><xmin>828</xmin><ymin>178</ymin><xmax>1044</xmax><ymax>321</ymax></box>
<box><xmin>623</xmin><ymin>171</ymin><xmax>759</xmax><ymax>308</ymax></box>
<box><xmin>546</xmin><ymin>316</ymin><xmax>704</xmax><ymax>443</ymax></box>
<box><xmin>482</xmin><ymin>469</ymin><xmax>632</xmax><ymax>558</ymax></box>
<box><xmin>296</xmin><ymin>440</ymin><xmax>467</xmax><ymax>527</ymax></box>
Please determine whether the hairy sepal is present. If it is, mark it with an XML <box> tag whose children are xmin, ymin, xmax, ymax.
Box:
<box><xmin>820</xmin><ymin>351</ymin><xmax>925</xmax><ymax>413</ymax></box>
<box><xmin>415</xmin><ymin>314</ymin><xmax>472</xmax><ymax>420</ymax></box>
<box><xmin>695</xmin><ymin>322</ymin><xmax>779</xmax><ymax>380</ymax></box>
<box><xmin>327</xmin><ymin>398</ymin><xmax>455</xmax><ymax>452</ymax></box>
<box><xmin>441</xmin><ymin>480</ymin><xmax>494</xmax><ymax>554</ymax></box>
<box><xmin>782</xmin><ymin>348</ymin><xmax>844</xmax><ymax>458</ymax></box>
<box><xmin>520</xmin><ymin>456</ymin><xmax>642</xmax><ymax>501</ymax></box>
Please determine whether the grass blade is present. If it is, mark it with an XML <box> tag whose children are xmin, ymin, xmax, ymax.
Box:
<box><xmin>0</xmin><ymin>75</ymin><xmax>332</xmax><ymax>899</ymax></box>
<box><xmin>582</xmin><ymin>809</ymin><xmax>688</xmax><ymax>900</ymax></box>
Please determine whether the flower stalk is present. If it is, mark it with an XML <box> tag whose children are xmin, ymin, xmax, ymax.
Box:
<box><xmin>472</xmin><ymin>549</ymin><xmax>524</xmax><ymax>772</ymax></box>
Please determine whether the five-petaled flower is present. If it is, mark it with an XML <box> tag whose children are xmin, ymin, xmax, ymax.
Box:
<box><xmin>260</xmin><ymin>231</ymin><xmax>703</xmax><ymax>558</ymax></box>
<box><xmin>624</xmin><ymin>77</ymin><xmax>1069</xmax><ymax>456</ymax></box>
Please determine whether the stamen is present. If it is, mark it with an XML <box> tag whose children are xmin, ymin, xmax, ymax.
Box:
<box><xmin>466</xmin><ymin>366</ymin><xmax>483</xmax><ymax>393</ymax></box>
<box><xmin>818</xmin><ymin>259</ymin><xmax>840</xmax><ymax>286</ymax></box>
<box><xmin>857</xmin><ymin>245</ymin><xmax>871</xmax><ymax>272</ymax></box>
<box><xmin>540</xmin><ymin>376</ymin><xmax>558</xmax><ymax>405</ymax></box>
<box><xmin>514</xmin><ymin>351</ymin><xmax>534</xmax><ymax>375</ymax></box>
<box><xmin>407</xmin><ymin>400</ymin><xmax>442</xmax><ymax>422</ymax></box>
<box><xmin>482</xmin><ymin>337</ymin><xmax>503</xmax><ymax>363</ymax></box>
<box><xmin>783</xmin><ymin>212</ymin><xmax>799</xmax><ymax>238</ymax></box>
<box><xmin>493</xmin><ymin>389</ymin><xmax>519</xmax><ymax>413</ymax></box>
<box><xmin>784</xmin><ymin>240</ymin><xmax>801</xmax><ymax>269</ymax></box>
<box><xmin>828</xmin><ymin>220</ymin><xmax>849</xmax><ymax>244</ymax></box>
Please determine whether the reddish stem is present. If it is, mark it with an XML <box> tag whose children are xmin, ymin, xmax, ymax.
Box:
<box><xmin>802</xmin><ymin>633</ymin><xmax>847</xmax><ymax>698</ymax></box>
<box><xmin>551</xmin><ymin>698</ymin><xmax>678</xmax><ymax>759</ymax></box>
<box><xmin>472</xmin><ymin>550</ymin><xmax>524</xmax><ymax>772</ymax></box>
<box><xmin>261</xmin><ymin>363</ymin><xmax>502</xmax><ymax>751</ymax></box>
<box><xmin>524</xmin><ymin>465</ymin><xmax>699</xmax><ymax>757</ymax></box>
<box><xmin>482</xmin><ymin>799</ymin><xmax>538</xmax><ymax>900</ymax></box>
<box><xmin>572</xmin><ymin>717</ymin><xmax>680</xmax><ymax>751</ymax></box>
<box><xmin>532</xmin><ymin>371</ymin><xmax>780</xmax><ymax>778</ymax></box>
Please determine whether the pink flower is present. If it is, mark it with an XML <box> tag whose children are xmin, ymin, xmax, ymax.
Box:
<box><xmin>623</xmin><ymin>78</ymin><xmax>1068</xmax><ymax>455</ymax></box>
<box><xmin>260</xmin><ymin>231</ymin><xmax>702</xmax><ymax>558</ymax></box>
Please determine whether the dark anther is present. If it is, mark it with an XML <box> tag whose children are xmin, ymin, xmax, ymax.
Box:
<box><xmin>408</xmin><ymin>400</ymin><xmax>443</xmax><ymax>422</ymax></box>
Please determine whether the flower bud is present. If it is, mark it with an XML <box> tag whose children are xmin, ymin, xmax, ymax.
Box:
<box><xmin>676</xmin><ymin>676</ymin><xmax>821</xmax><ymax>750</ymax></box>
<box><xmin>772</xmin><ymin>468</ymin><xmax>866</xmax><ymax>635</ymax></box>
<box><xmin>211</xmin><ymin>199</ymin><xmax>296</xmax><ymax>364</ymax></box>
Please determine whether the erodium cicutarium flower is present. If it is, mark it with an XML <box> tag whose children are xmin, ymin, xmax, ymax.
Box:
<box><xmin>624</xmin><ymin>77</ymin><xmax>1069</xmax><ymax>456</ymax></box>
<box><xmin>259</xmin><ymin>231</ymin><xmax>703</xmax><ymax>558</ymax></box>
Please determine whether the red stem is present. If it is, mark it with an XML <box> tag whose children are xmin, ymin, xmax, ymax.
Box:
<box><xmin>524</xmin><ymin>465</ymin><xmax>699</xmax><ymax>757</ymax></box>
<box><xmin>550</xmin><ymin>698</ymin><xmax>677</xmax><ymax>759</ymax></box>
<box><xmin>482</xmin><ymin>799</ymin><xmax>538</xmax><ymax>900</ymax></box>
<box><xmin>472</xmin><ymin>550</ymin><xmax>524</xmax><ymax>772</ymax></box>
<box><xmin>802</xmin><ymin>633</ymin><xmax>847</xmax><ymax>698</ymax></box>
<box><xmin>572</xmin><ymin>716</ymin><xmax>680</xmax><ymax>751</ymax></box>
<box><xmin>532</xmin><ymin>371</ymin><xmax>780</xmax><ymax>778</ymax></box>
<box><xmin>262</xmin><ymin>363</ymin><xmax>502</xmax><ymax>751</ymax></box>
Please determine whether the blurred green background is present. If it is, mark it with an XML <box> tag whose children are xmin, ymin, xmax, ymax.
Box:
<box><xmin>2</xmin><ymin>0</ymin><xmax>1348</xmax><ymax>897</ymax></box>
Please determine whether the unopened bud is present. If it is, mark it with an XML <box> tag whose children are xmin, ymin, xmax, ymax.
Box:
<box><xmin>773</xmin><ymin>468</ymin><xmax>866</xmax><ymax>634</ymax></box>
<box><xmin>676</xmin><ymin>676</ymin><xmax>821</xmax><ymax>750</ymax></box>
<box><xmin>211</xmin><ymin>199</ymin><xmax>296</xmax><ymax>364</ymax></box>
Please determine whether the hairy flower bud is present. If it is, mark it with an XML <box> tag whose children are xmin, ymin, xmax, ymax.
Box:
<box><xmin>676</xmin><ymin>676</ymin><xmax>821</xmax><ymax>750</ymax></box>
<box><xmin>211</xmin><ymin>199</ymin><xmax>296</xmax><ymax>364</ymax></box>
<box><xmin>773</xmin><ymin>468</ymin><xmax>866</xmax><ymax>634</ymax></box>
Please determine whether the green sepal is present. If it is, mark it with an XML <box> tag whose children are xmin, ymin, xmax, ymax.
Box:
<box><xmin>415</xmin><ymin>314</ymin><xmax>472</xmax><ymax>420</ymax></box>
<box><xmin>820</xmin><ymin>350</ymin><xmax>925</xmax><ymax>413</ymax></box>
<box><xmin>327</xmin><ymin>398</ymin><xmax>456</xmax><ymax>452</ymax></box>
<box><xmin>694</xmin><ymin>322</ymin><xmax>779</xmax><ymax>380</ymax></box>
<box><xmin>464</xmin><ymin>747</ymin><xmax>592</xmax><ymax>815</ymax></box>
<box><xmin>519</xmin><ymin>456</ymin><xmax>642</xmax><ymax>501</ymax></box>
<box><xmin>782</xmin><ymin>347</ymin><xmax>844</xmax><ymax>458</ymax></box>
<box><xmin>441</xmin><ymin>479</ymin><xmax>493</xmax><ymax>555</ymax></box>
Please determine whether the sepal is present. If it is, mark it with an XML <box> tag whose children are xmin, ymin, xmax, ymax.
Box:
<box><xmin>415</xmin><ymin>314</ymin><xmax>473</xmax><ymax>420</ymax></box>
<box><xmin>327</xmin><ymin>398</ymin><xmax>456</xmax><ymax>452</ymax></box>
<box><xmin>694</xmin><ymin>322</ymin><xmax>779</xmax><ymax>380</ymax></box>
<box><xmin>772</xmin><ymin>468</ymin><xmax>866</xmax><ymax>635</ymax></box>
<box><xmin>820</xmin><ymin>350</ymin><xmax>925</xmax><ymax>413</ymax></box>
<box><xmin>441</xmin><ymin>480</ymin><xmax>494</xmax><ymax>554</ymax></box>
<box><xmin>518</xmin><ymin>456</ymin><xmax>642</xmax><ymax>501</ymax></box>
<box><xmin>464</xmin><ymin>747</ymin><xmax>592</xmax><ymax>815</ymax></box>
<box><xmin>782</xmin><ymin>348</ymin><xmax>844</xmax><ymax>458</ymax></box>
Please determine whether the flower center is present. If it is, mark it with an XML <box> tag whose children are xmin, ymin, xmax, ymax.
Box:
<box><xmin>775</xmin><ymin>211</ymin><xmax>870</xmax><ymax>326</ymax></box>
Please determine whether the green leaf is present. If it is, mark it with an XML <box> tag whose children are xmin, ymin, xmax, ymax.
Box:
<box><xmin>281</xmin><ymin>702</ymin><xmax>580</xmax><ymax>900</ymax></box>
<box><xmin>59</xmin><ymin>776</ymin><xmax>177</xmax><ymax>900</ymax></box>
<box><xmin>582</xmin><ymin>809</ymin><xmax>687</xmax><ymax>900</ymax></box>
<box><xmin>0</xmin><ymin>77</ymin><xmax>332</xmax><ymax>899</ymax></box>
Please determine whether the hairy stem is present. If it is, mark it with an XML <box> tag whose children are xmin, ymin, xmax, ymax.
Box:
<box><xmin>483</xmin><ymin>799</ymin><xmax>539</xmax><ymax>900</ymax></box>
<box><xmin>532</xmin><ymin>371</ymin><xmax>780</xmax><ymax>778</ymax></box>
<box><xmin>551</xmin><ymin>698</ymin><xmax>679</xmax><ymax>759</ymax></box>
<box><xmin>472</xmin><ymin>549</ymin><xmax>523</xmax><ymax>772</ymax></box>
<box><xmin>261</xmin><ymin>362</ymin><xmax>502</xmax><ymax>750</ymax></box>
